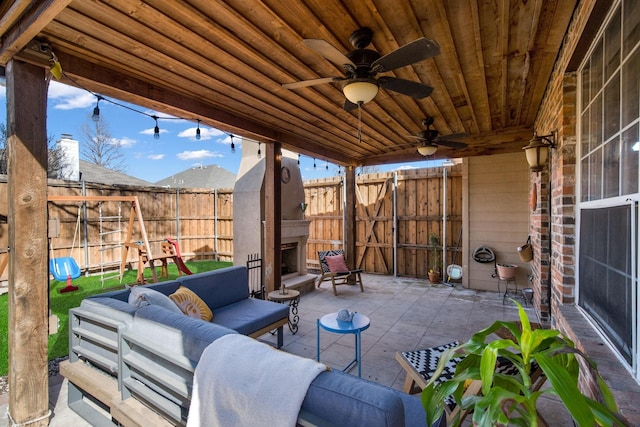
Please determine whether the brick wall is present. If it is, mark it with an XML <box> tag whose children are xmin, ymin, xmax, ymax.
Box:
<box><xmin>530</xmin><ymin>2</ymin><xmax>640</xmax><ymax>422</ymax></box>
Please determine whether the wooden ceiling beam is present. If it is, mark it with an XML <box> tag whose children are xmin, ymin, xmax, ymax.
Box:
<box><xmin>54</xmin><ymin>50</ymin><xmax>355</xmax><ymax>165</ymax></box>
<box><xmin>46</xmin><ymin>14</ymin><xmax>369</xmax><ymax>157</ymax></box>
<box><xmin>360</xmin><ymin>126</ymin><xmax>534</xmax><ymax>166</ymax></box>
<box><xmin>0</xmin><ymin>0</ymin><xmax>71</xmax><ymax>64</ymax></box>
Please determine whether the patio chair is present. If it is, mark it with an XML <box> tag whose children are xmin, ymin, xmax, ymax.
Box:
<box><xmin>317</xmin><ymin>249</ymin><xmax>364</xmax><ymax>296</ymax></box>
<box><xmin>395</xmin><ymin>340</ymin><xmax>547</xmax><ymax>425</ymax></box>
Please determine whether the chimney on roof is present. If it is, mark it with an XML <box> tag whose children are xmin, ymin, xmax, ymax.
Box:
<box><xmin>56</xmin><ymin>134</ymin><xmax>80</xmax><ymax>181</ymax></box>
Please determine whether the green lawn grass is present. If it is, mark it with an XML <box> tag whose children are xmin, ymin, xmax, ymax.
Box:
<box><xmin>0</xmin><ymin>260</ymin><xmax>232</xmax><ymax>376</ymax></box>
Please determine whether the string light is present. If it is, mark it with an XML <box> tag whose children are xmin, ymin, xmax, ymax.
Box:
<box><xmin>326</xmin><ymin>161</ymin><xmax>329</xmax><ymax>170</ymax></box>
<box><xmin>153</xmin><ymin>116</ymin><xmax>160</xmax><ymax>140</ymax></box>
<box><xmin>60</xmin><ymin>70</ymin><xmax>244</xmax><ymax>151</ymax></box>
<box><xmin>297</xmin><ymin>154</ymin><xmax>300</xmax><ymax>165</ymax></box>
<box><xmin>313</xmin><ymin>158</ymin><xmax>316</xmax><ymax>169</ymax></box>
<box><xmin>257</xmin><ymin>143</ymin><xmax>261</xmax><ymax>158</ymax></box>
<box><xmin>92</xmin><ymin>96</ymin><xmax>102</xmax><ymax>122</ymax></box>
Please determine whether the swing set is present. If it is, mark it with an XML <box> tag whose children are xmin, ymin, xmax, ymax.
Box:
<box><xmin>47</xmin><ymin>195</ymin><xmax>166</xmax><ymax>291</ymax></box>
<box><xmin>49</xmin><ymin>203</ymin><xmax>82</xmax><ymax>292</ymax></box>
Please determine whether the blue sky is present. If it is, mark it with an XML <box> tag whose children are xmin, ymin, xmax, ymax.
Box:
<box><xmin>0</xmin><ymin>80</ymin><xmax>440</xmax><ymax>183</ymax></box>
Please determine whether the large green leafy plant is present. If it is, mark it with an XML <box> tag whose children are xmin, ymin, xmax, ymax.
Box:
<box><xmin>422</xmin><ymin>303</ymin><xmax>628</xmax><ymax>426</ymax></box>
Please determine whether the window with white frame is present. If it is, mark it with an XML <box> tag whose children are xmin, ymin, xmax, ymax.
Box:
<box><xmin>578</xmin><ymin>0</ymin><xmax>639</xmax><ymax>374</ymax></box>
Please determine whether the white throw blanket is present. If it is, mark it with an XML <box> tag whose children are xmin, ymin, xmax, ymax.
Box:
<box><xmin>186</xmin><ymin>334</ymin><xmax>326</xmax><ymax>427</ymax></box>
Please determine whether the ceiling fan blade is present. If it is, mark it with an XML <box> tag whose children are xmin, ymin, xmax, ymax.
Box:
<box><xmin>343</xmin><ymin>99</ymin><xmax>358</xmax><ymax>111</ymax></box>
<box><xmin>282</xmin><ymin>77</ymin><xmax>341</xmax><ymax>89</ymax></box>
<box><xmin>436</xmin><ymin>140</ymin><xmax>468</xmax><ymax>149</ymax></box>
<box><xmin>303</xmin><ymin>39</ymin><xmax>356</xmax><ymax>68</ymax></box>
<box><xmin>378</xmin><ymin>76</ymin><xmax>433</xmax><ymax>99</ymax></box>
<box><xmin>372</xmin><ymin>38</ymin><xmax>440</xmax><ymax>73</ymax></box>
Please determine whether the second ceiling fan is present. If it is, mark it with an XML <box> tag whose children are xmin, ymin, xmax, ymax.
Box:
<box><xmin>411</xmin><ymin>117</ymin><xmax>469</xmax><ymax>156</ymax></box>
<box><xmin>283</xmin><ymin>27</ymin><xmax>440</xmax><ymax>110</ymax></box>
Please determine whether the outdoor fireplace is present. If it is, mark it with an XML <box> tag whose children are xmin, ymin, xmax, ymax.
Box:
<box><xmin>233</xmin><ymin>140</ymin><xmax>314</xmax><ymax>290</ymax></box>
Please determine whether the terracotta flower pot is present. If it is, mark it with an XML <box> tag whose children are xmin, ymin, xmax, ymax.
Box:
<box><xmin>497</xmin><ymin>263</ymin><xmax>518</xmax><ymax>280</ymax></box>
<box><xmin>428</xmin><ymin>271</ymin><xmax>440</xmax><ymax>283</ymax></box>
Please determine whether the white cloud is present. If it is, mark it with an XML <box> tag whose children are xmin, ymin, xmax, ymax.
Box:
<box><xmin>177</xmin><ymin>126</ymin><xmax>224</xmax><ymax>141</ymax></box>
<box><xmin>48</xmin><ymin>81</ymin><xmax>95</xmax><ymax>110</ymax></box>
<box><xmin>140</xmin><ymin>127</ymin><xmax>169</xmax><ymax>136</ymax></box>
<box><xmin>111</xmin><ymin>137</ymin><xmax>136</xmax><ymax>148</ymax></box>
<box><xmin>395</xmin><ymin>165</ymin><xmax>418</xmax><ymax>171</ymax></box>
<box><xmin>148</xmin><ymin>154</ymin><xmax>165</xmax><ymax>160</ymax></box>
<box><xmin>176</xmin><ymin>150</ymin><xmax>223</xmax><ymax>161</ymax></box>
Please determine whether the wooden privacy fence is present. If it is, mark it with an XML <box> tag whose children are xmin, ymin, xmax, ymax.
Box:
<box><xmin>305</xmin><ymin>165</ymin><xmax>463</xmax><ymax>277</ymax></box>
<box><xmin>0</xmin><ymin>165</ymin><xmax>461</xmax><ymax>280</ymax></box>
<box><xmin>4</xmin><ymin>180</ymin><xmax>234</xmax><ymax>281</ymax></box>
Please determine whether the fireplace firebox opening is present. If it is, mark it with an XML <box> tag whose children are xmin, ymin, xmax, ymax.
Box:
<box><xmin>281</xmin><ymin>242</ymin><xmax>298</xmax><ymax>275</ymax></box>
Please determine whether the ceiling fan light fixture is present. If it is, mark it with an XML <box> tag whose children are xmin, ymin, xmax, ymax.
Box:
<box><xmin>342</xmin><ymin>80</ymin><xmax>379</xmax><ymax>105</ymax></box>
<box><xmin>417</xmin><ymin>144</ymin><xmax>437</xmax><ymax>156</ymax></box>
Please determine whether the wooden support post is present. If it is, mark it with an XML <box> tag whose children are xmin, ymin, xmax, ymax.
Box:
<box><xmin>6</xmin><ymin>59</ymin><xmax>50</xmax><ymax>426</ymax></box>
<box><xmin>264</xmin><ymin>142</ymin><xmax>282</xmax><ymax>295</ymax></box>
<box><xmin>344</xmin><ymin>167</ymin><xmax>357</xmax><ymax>270</ymax></box>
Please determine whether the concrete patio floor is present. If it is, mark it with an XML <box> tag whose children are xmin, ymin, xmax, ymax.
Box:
<box><xmin>0</xmin><ymin>273</ymin><xmax>574</xmax><ymax>426</ymax></box>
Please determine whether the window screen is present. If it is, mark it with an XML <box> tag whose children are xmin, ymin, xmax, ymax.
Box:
<box><xmin>579</xmin><ymin>205</ymin><xmax>634</xmax><ymax>364</ymax></box>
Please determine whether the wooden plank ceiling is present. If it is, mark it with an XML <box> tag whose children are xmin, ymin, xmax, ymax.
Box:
<box><xmin>0</xmin><ymin>0</ymin><xmax>577</xmax><ymax>168</ymax></box>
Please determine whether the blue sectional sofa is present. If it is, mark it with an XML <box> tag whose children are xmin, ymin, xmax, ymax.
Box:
<box><xmin>60</xmin><ymin>266</ymin><xmax>445</xmax><ymax>427</ymax></box>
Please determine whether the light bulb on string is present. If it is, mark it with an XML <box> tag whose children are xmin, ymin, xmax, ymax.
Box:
<box><xmin>229</xmin><ymin>135</ymin><xmax>235</xmax><ymax>153</ymax></box>
<box><xmin>313</xmin><ymin>158</ymin><xmax>316</xmax><ymax>169</ymax></box>
<box><xmin>195</xmin><ymin>119</ymin><xmax>201</xmax><ymax>140</ymax></box>
<box><xmin>297</xmin><ymin>154</ymin><xmax>300</xmax><ymax>165</ymax></box>
<box><xmin>257</xmin><ymin>143</ymin><xmax>261</xmax><ymax>158</ymax></box>
<box><xmin>326</xmin><ymin>161</ymin><xmax>329</xmax><ymax>170</ymax></box>
<box><xmin>153</xmin><ymin>116</ymin><xmax>160</xmax><ymax>140</ymax></box>
<box><xmin>92</xmin><ymin>96</ymin><xmax>102</xmax><ymax>122</ymax></box>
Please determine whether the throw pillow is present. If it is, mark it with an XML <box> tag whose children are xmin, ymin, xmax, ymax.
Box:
<box><xmin>128</xmin><ymin>286</ymin><xmax>183</xmax><ymax>314</ymax></box>
<box><xmin>325</xmin><ymin>254</ymin><xmax>349</xmax><ymax>273</ymax></box>
<box><xmin>169</xmin><ymin>286</ymin><xmax>213</xmax><ymax>321</ymax></box>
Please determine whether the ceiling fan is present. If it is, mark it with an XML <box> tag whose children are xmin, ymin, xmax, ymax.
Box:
<box><xmin>283</xmin><ymin>27</ymin><xmax>440</xmax><ymax>110</ymax></box>
<box><xmin>410</xmin><ymin>117</ymin><xmax>469</xmax><ymax>156</ymax></box>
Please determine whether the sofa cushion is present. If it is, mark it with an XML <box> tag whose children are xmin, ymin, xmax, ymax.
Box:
<box><xmin>128</xmin><ymin>286</ymin><xmax>183</xmax><ymax>315</ymax></box>
<box><xmin>169</xmin><ymin>286</ymin><xmax>213</xmax><ymax>321</ymax></box>
<box><xmin>177</xmin><ymin>266</ymin><xmax>249</xmax><ymax>310</ymax></box>
<box><xmin>211</xmin><ymin>298</ymin><xmax>289</xmax><ymax>335</ymax></box>
<box><xmin>302</xmin><ymin>370</ymin><xmax>405</xmax><ymax>427</ymax></box>
<box><xmin>87</xmin><ymin>280</ymin><xmax>182</xmax><ymax>302</ymax></box>
<box><xmin>133</xmin><ymin>305</ymin><xmax>237</xmax><ymax>362</ymax></box>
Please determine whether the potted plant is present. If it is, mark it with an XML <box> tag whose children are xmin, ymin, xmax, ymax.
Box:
<box><xmin>422</xmin><ymin>302</ymin><xmax>628</xmax><ymax>426</ymax></box>
<box><xmin>428</xmin><ymin>232</ymin><xmax>441</xmax><ymax>283</ymax></box>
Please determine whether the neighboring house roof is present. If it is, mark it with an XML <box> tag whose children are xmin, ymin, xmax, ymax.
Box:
<box><xmin>155</xmin><ymin>164</ymin><xmax>236</xmax><ymax>189</ymax></box>
<box><xmin>79</xmin><ymin>160</ymin><xmax>153</xmax><ymax>187</ymax></box>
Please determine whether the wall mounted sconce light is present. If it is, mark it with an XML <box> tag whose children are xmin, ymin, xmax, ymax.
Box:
<box><xmin>522</xmin><ymin>131</ymin><xmax>557</xmax><ymax>172</ymax></box>
<box><xmin>300</xmin><ymin>202</ymin><xmax>308</xmax><ymax>212</ymax></box>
